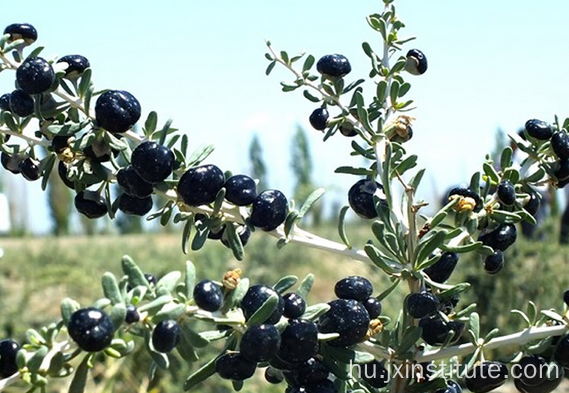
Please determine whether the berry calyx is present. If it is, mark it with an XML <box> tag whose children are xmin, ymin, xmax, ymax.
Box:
<box><xmin>19</xmin><ymin>157</ymin><xmax>41</xmax><ymax>181</ymax></box>
<box><xmin>130</xmin><ymin>141</ymin><xmax>174</xmax><ymax>184</ymax></box>
<box><xmin>318</xmin><ymin>299</ymin><xmax>370</xmax><ymax>347</ymax></box>
<box><xmin>479</xmin><ymin>223</ymin><xmax>517</xmax><ymax>251</ymax></box>
<box><xmin>240</xmin><ymin>324</ymin><xmax>281</xmax><ymax>363</ymax></box>
<box><xmin>0</xmin><ymin>339</ymin><xmax>20</xmax><ymax>378</ymax></box>
<box><xmin>249</xmin><ymin>189</ymin><xmax>289</xmax><ymax>231</ymax></box>
<box><xmin>74</xmin><ymin>190</ymin><xmax>108</xmax><ymax>219</ymax></box>
<box><xmin>117</xmin><ymin>166</ymin><xmax>154</xmax><ymax>198</ymax></box>
<box><xmin>447</xmin><ymin>187</ymin><xmax>482</xmax><ymax>212</ymax></box>
<box><xmin>309</xmin><ymin>108</ymin><xmax>329</xmax><ymax>131</ymax></box>
<box><xmin>348</xmin><ymin>179</ymin><xmax>386</xmax><ymax>219</ymax></box>
<box><xmin>241</xmin><ymin>285</ymin><xmax>284</xmax><ymax>324</ymax></box>
<box><xmin>224</xmin><ymin>174</ymin><xmax>257</xmax><ymax>206</ymax></box>
<box><xmin>152</xmin><ymin>320</ymin><xmax>181</xmax><ymax>353</ymax></box>
<box><xmin>464</xmin><ymin>361</ymin><xmax>508</xmax><ymax>393</ymax></box>
<box><xmin>525</xmin><ymin>119</ymin><xmax>553</xmax><ymax>141</ymax></box>
<box><xmin>193</xmin><ymin>280</ymin><xmax>224</xmax><ymax>312</ymax></box>
<box><xmin>95</xmin><ymin>90</ymin><xmax>141</xmax><ymax>133</ymax></box>
<box><xmin>67</xmin><ymin>307</ymin><xmax>114</xmax><ymax>352</ymax></box>
<box><xmin>405</xmin><ymin>49</ymin><xmax>428</xmax><ymax>75</ymax></box>
<box><xmin>9</xmin><ymin>89</ymin><xmax>34</xmax><ymax>117</ymax></box>
<box><xmin>278</xmin><ymin>319</ymin><xmax>319</xmax><ymax>363</ymax></box>
<box><xmin>16</xmin><ymin>57</ymin><xmax>55</xmax><ymax>95</ymax></box>
<box><xmin>362</xmin><ymin>297</ymin><xmax>382</xmax><ymax>319</ymax></box>
<box><xmin>283</xmin><ymin>292</ymin><xmax>306</xmax><ymax>319</ymax></box>
<box><xmin>334</xmin><ymin>276</ymin><xmax>373</xmax><ymax>301</ymax></box>
<box><xmin>117</xmin><ymin>194</ymin><xmax>153</xmax><ymax>216</ymax></box>
<box><xmin>316</xmin><ymin>54</ymin><xmax>351</xmax><ymax>79</ymax></box>
<box><xmin>177</xmin><ymin>164</ymin><xmax>225</xmax><ymax>206</ymax></box>
<box><xmin>407</xmin><ymin>291</ymin><xmax>440</xmax><ymax>319</ymax></box>
<box><xmin>497</xmin><ymin>180</ymin><xmax>516</xmax><ymax>206</ymax></box>
<box><xmin>484</xmin><ymin>250</ymin><xmax>504</xmax><ymax>274</ymax></box>
<box><xmin>3</xmin><ymin>23</ymin><xmax>37</xmax><ymax>45</ymax></box>
<box><xmin>215</xmin><ymin>352</ymin><xmax>257</xmax><ymax>381</ymax></box>
<box><xmin>424</xmin><ymin>252</ymin><xmax>459</xmax><ymax>283</ymax></box>
<box><xmin>57</xmin><ymin>55</ymin><xmax>90</xmax><ymax>80</ymax></box>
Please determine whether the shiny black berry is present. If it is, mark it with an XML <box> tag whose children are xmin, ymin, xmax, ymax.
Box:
<box><xmin>19</xmin><ymin>157</ymin><xmax>41</xmax><ymax>181</ymax></box>
<box><xmin>117</xmin><ymin>166</ymin><xmax>153</xmax><ymax>198</ymax></box>
<box><xmin>407</xmin><ymin>291</ymin><xmax>440</xmax><ymax>318</ymax></box>
<box><xmin>224</xmin><ymin>174</ymin><xmax>257</xmax><ymax>206</ymax></box>
<box><xmin>319</xmin><ymin>299</ymin><xmax>370</xmax><ymax>347</ymax></box>
<box><xmin>484</xmin><ymin>250</ymin><xmax>504</xmax><ymax>274</ymax></box>
<box><xmin>497</xmin><ymin>180</ymin><xmax>516</xmax><ymax>206</ymax></box>
<box><xmin>551</xmin><ymin>131</ymin><xmax>569</xmax><ymax>160</ymax></box>
<box><xmin>306</xmin><ymin>379</ymin><xmax>336</xmax><ymax>393</ymax></box>
<box><xmin>283</xmin><ymin>293</ymin><xmax>306</xmax><ymax>319</ymax></box>
<box><xmin>57</xmin><ymin>55</ymin><xmax>90</xmax><ymax>80</ymax></box>
<box><xmin>215</xmin><ymin>352</ymin><xmax>257</xmax><ymax>381</ymax></box>
<box><xmin>124</xmin><ymin>305</ymin><xmax>140</xmax><ymax>324</ymax></box>
<box><xmin>424</xmin><ymin>252</ymin><xmax>459</xmax><ymax>283</ymax></box>
<box><xmin>479</xmin><ymin>223</ymin><xmax>517</xmax><ymax>251</ymax></box>
<box><xmin>95</xmin><ymin>90</ymin><xmax>141</xmax><ymax>133</ymax></box>
<box><xmin>554</xmin><ymin>159</ymin><xmax>569</xmax><ymax>187</ymax></box>
<box><xmin>515</xmin><ymin>355</ymin><xmax>548</xmax><ymax>387</ymax></box>
<box><xmin>130</xmin><ymin>141</ymin><xmax>174</xmax><ymax>184</ymax></box>
<box><xmin>553</xmin><ymin>334</ymin><xmax>569</xmax><ymax>368</ymax></box>
<box><xmin>4</xmin><ymin>23</ymin><xmax>37</xmax><ymax>45</ymax></box>
<box><xmin>361</xmin><ymin>360</ymin><xmax>389</xmax><ymax>388</ymax></box>
<box><xmin>465</xmin><ymin>361</ymin><xmax>508</xmax><ymax>393</ymax></box>
<box><xmin>348</xmin><ymin>179</ymin><xmax>386</xmax><ymax>219</ymax></box>
<box><xmin>524</xmin><ymin>191</ymin><xmax>541</xmax><ymax>216</ymax></box>
<box><xmin>334</xmin><ymin>276</ymin><xmax>373</xmax><ymax>301</ymax></box>
<box><xmin>564</xmin><ymin>289</ymin><xmax>569</xmax><ymax>306</ymax></box>
<box><xmin>362</xmin><ymin>297</ymin><xmax>382</xmax><ymax>319</ymax></box>
<box><xmin>152</xmin><ymin>320</ymin><xmax>181</xmax><ymax>353</ymax></box>
<box><xmin>241</xmin><ymin>285</ymin><xmax>284</xmax><ymax>324</ymax></box>
<box><xmin>309</xmin><ymin>108</ymin><xmax>329</xmax><ymax>131</ymax></box>
<box><xmin>249</xmin><ymin>189</ymin><xmax>289</xmax><ymax>231</ymax></box>
<box><xmin>447</xmin><ymin>187</ymin><xmax>483</xmax><ymax>212</ymax></box>
<box><xmin>67</xmin><ymin>307</ymin><xmax>114</xmax><ymax>352</ymax></box>
<box><xmin>405</xmin><ymin>49</ymin><xmax>428</xmax><ymax>75</ymax></box>
<box><xmin>58</xmin><ymin>162</ymin><xmax>75</xmax><ymax>189</ymax></box>
<box><xmin>0</xmin><ymin>94</ymin><xmax>10</xmax><ymax>112</ymax></box>
<box><xmin>9</xmin><ymin>89</ymin><xmax>34</xmax><ymax>117</ymax></box>
<box><xmin>74</xmin><ymin>190</ymin><xmax>108</xmax><ymax>219</ymax></box>
<box><xmin>278</xmin><ymin>319</ymin><xmax>319</xmax><ymax>363</ymax></box>
<box><xmin>1</xmin><ymin>152</ymin><xmax>24</xmax><ymax>174</ymax></box>
<box><xmin>525</xmin><ymin>119</ymin><xmax>553</xmax><ymax>141</ymax></box>
<box><xmin>265</xmin><ymin>367</ymin><xmax>284</xmax><ymax>384</ymax></box>
<box><xmin>177</xmin><ymin>164</ymin><xmax>225</xmax><ymax>206</ymax></box>
<box><xmin>316</xmin><ymin>54</ymin><xmax>351</xmax><ymax>79</ymax></box>
<box><xmin>419</xmin><ymin>315</ymin><xmax>464</xmax><ymax>346</ymax></box>
<box><xmin>514</xmin><ymin>365</ymin><xmax>564</xmax><ymax>393</ymax></box>
<box><xmin>16</xmin><ymin>57</ymin><xmax>55</xmax><ymax>95</ymax></box>
<box><xmin>240</xmin><ymin>324</ymin><xmax>281</xmax><ymax>363</ymax></box>
<box><xmin>220</xmin><ymin>225</ymin><xmax>251</xmax><ymax>248</ymax></box>
<box><xmin>293</xmin><ymin>357</ymin><xmax>330</xmax><ymax>386</ymax></box>
<box><xmin>118</xmin><ymin>194</ymin><xmax>153</xmax><ymax>216</ymax></box>
<box><xmin>0</xmin><ymin>339</ymin><xmax>19</xmax><ymax>378</ymax></box>
<box><xmin>144</xmin><ymin>273</ymin><xmax>157</xmax><ymax>286</ymax></box>
<box><xmin>193</xmin><ymin>280</ymin><xmax>223</xmax><ymax>312</ymax></box>
<box><xmin>435</xmin><ymin>379</ymin><xmax>462</xmax><ymax>393</ymax></box>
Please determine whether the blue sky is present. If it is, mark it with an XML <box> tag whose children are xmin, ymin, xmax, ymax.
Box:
<box><xmin>2</xmin><ymin>1</ymin><xmax>569</xmax><ymax>233</ymax></box>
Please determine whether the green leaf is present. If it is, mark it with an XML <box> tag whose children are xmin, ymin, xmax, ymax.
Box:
<box><xmin>184</xmin><ymin>356</ymin><xmax>218</xmax><ymax>391</ymax></box>
<box><xmin>180</xmin><ymin>319</ymin><xmax>209</xmax><ymax>348</ymax></box>
<box><xmin>355</xmin><ymin>91</ymin><xmax>372</xmax><ymax>132</ymax></box>
<box><xmin>280</xmin><ymin>50</ymin><xmax>289</xmax><ymax>64</ymax></box>
<box><xmin>182</xmin><ymin>219</ymin><xmax>193</xmax><ymax>254</ymax></box>
<box><xmin>177</xmin><ymin>333</ymin><xmax>200</xmax><ymax>363</ymax></box>
<box><xmin>500</xmin><ymin>146</ymin><xmax>513</xmax><ymax>169</ymax></box>
<box><xmin>137</xmin><ymin>295</ymin><xmax>173</xmax><ymax>313</ymax></box>
<box><xmin>223</xmin><ymin>222</ymin><xmax>245</xmax><ymax>261</ymax></box>
<box><xmin>343</xmin><ymin>79</ymin><xmax>365</xmax><ymax>94</ymax></box>
<box><xmin>376</xmin><ymin>279</ymin><xmax>400</xmax><ymax>302</ymax></box>
<box><xmin>398</xmin><ymin>82</ymin><xmax>411</xmax><ymax>97</ymax></box>
<box><xmin>68</xmin><ymin>354</ymin><xmax>91</xmax><ymax>393</ymax></box>
<box><xmin>273</xmin><ymin>276</ymin><xmax>298</xmax><ymax>294</ymax></box>
<box><xmin>391</xmin><ymin>154</ymin><xmax>417</xmax><ymax>177</ymax></box>
<box><xmin>364</xmin><ymin>244</ymin><xmax>399</xmax><ymax>274</ymax></box>
<box><xmin>2</xmin><ymin>112</ymin><xmax>19</xmax><ymax>133</ymax></box>
<box><xmin>158</xmin><ymin>118</ymin><xmax>173</xmax><ymax>146</ymax></box>
<box><xmin>144</xmin><ymin>111</ymin><xmax>158</xmax><ymax>135</ymax></box>
<box><xmin>40</xmin><ymin>153</ymin><xmax>56</xmax><ymax>191</ymax></box>
<box><xmin>389</xmin><ymin>80</ymin><xmax>400</xmax><ymax>106</ymax></box>
<box><xmin>302</xmin><ymin>303</ymin><xmax>330</xmax><ymax>321</ymax></box>
<box><xmin>186</xmin><ymin>144</ymin><xmax>215</xmax><ymax>167</ymax></box>
<box><xmin>302</xmin><ymin>54</ymin><xmax>315</xmax><ymax>72</ymax></box>
<box><xmin>334</xmin><ymin>166</ymin><xmax>374</xmax><ymax>176</ymax></box>
<box><xmin>395</xmin><ymin>326</ymin><xmax>422</xmax><ymax>356</ymax></box>
<box><xmin>247</xmin><ymin>294</ymin><xmax>279</xmax><ymax>326</ymax></box>
<box><xmin>491</xmin><ymin>210</ymin><xmax>521</xmax><ymax>223</ymax></box>
<box><xmin>527</xmin><ymin>301</ymin><xmax>537</xmax><ymax>324</ymax></box>
<box><xmin>121</xmin><ymin>255</ymin><xmax>150</xmax><ymax>290</ymax></box>
<box><xmin>265</xmin><ymin>61</ymin><xmax>276</xmax><ymax>76</ymax></box>
<box><xmin>482</xmin><ymin>162</ymin><xmax>500</xmax><ymax>184</ymax></box>
<box><xmin>409</xmin><ymin>168</ymin><xmax>426</xmax><ymax>190</ymax></box>
<box><xmin>102</xmin><ymin>272</ymin><xmax>122</xmax><ymax>305</ymax></box>
<box><xmin>109</xmin><ymin>303</ymin><xmax>127</xmax><ymax>331</ymax></box>
<box><xmin>440</xmin><ymin>241</ymin><xmax>482</xmax><ymax>254</ymax></box>
<box><xmin>469</xmin><ymin>312</ymin><xmax>480</xmax><ymax>341</ymax></box>
<box><xmin>77</xmin><ymin>68</ymin><xmax>92</xmax><ymax>98</ymax></box>
<box><xmin>414</xmin><ymin>229</ymin><xmax>447</xmax><ymax>267</ymax></box>
<box><xmin>338</xmin><ymin>205</ymin><xmax>351</xmax><ymax>249</ymax></box>
<box><xmin>326</xmin><ymin>345</ymin><xmax>375</xmax><ymax>364</ymax></box>
<box><xmin>541</xmin><ymin>310</ymin><xmax>565</xmax><ymax>324</ymax></box>
<box><xmin>298</xmin><ymin>188</ymin><xmax>325</xmax><ymax>218</ymax></box>
<box><xmin>157</xmin><ymin>271</ymin><xmax>182</xmax><ymax>293</ymax></box>
<box><xmin>303</xmin><ymin>90</ymin><xmax>321</xmax><ymax>103</ymax></box>
<box><xmin>60</xmin><ymin>298</ymin><xmax>80</xmax><ymax>325</ymax></box>
<box><xmin>27</xmin><ymin>345</ymin><xmax>48</xmax><ymax>373</ymax></box>
<box><xmin>376</xmin><ymin>80</ymin><xmax>388</xmax><ymax>103</ymax></box>
<box><xmin>524</xmin><ymin>166</ymin><xmax>546</xmax><ymax>183</ymax></box>
<box><xmin>296</xmin><ymin>273</ymin><xmax>314</xmax><ymax>299</ymax></box>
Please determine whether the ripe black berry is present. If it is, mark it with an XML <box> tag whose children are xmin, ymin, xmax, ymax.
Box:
<box><xmin>419</xmin><ymin>315</ymin><xmax>464</xmax><ymax>346</ymax></box>
<box><xmin>514</xmin><ymin>366</ymin><xmax>564</xmax><ymax>393</ymax></box>
<box><xmin>0</xmin><ymin>339</ymin><xmax>19</xmax><ymax>378</ymax></box>
<box><xmin>348</xmin><ymin>179</ymin><xmax>386</xmax><ymax>219</ymax></box>
<box><xmin>193</xmin><ymin>280</ymin><xmax>223</xmax><ymax>312</ymax></box>
<box><xmin>117</xmin><ymin>166</ymin><xmax>153</xmax><ymax>198</ymax></box>
<box><xmin>554</xmin><ymin>159</ymin><xmax>569</xmax><ymax>187</ymax></box>
<box><xmin>515</xmin><ymin>355</ymin><xmax>548</xmax><ymax>387</ymax></box>
<box><xmin>424</xmin><ymin>252</ymin><xmax>459</xmax><ymax>283</ymax></box>
<box><xmin>563</xmin><ymin>289</ymin><xmax>569</xmax><ymax>306</ymax></box>
<box><xmin>95</xmin><ymin>90</ymin><xmax>141</xmax><ymax>133</ymax></box>
<box><xmin>484</xmin><ymin>250</ymin><xmax>504</xmax><ymax>274</ymax></box>
<box><xmin>283</xmin><ymin>293</ymin><xmax>306</xmax><ymax>319</ymax></box>
<box><xmin>524</xmin><ymin>191</ymin><xmax>541</xmax><ymax>216</ymax></box>
<box><xmin>360</xmin><ymin>360</ymin><xmax>389</xmax><ymax>388</ymax></box>
<box><xmin>362</xmin><ymin>297</ymin><xmax>382</xmax><ymax>319</ymax></box>
<box><xmin>221</xmin><ymin>225</ymin><xmax>251</xmax><ymax>248</ymax></box>
<box><xmin>554</xmin><ymin>334</ymin><xmax>569</xmax><ymax>368</ymax></box>
<box><xmin>4</xmin><ymin>23</ymin><xmax>37</xmax><ymax>45</ymax></box>
<box><xmin>124</xmin><ymin>305</ymin><xmax>140</xmax><ymax>324</ymax></box>
<box><xmin>9</xmin><ymin>89</ymin><xmax>34</xmax><ymax>117</ymax></box>
<box><xmin>293</xmin><ymin>357</ymin><xmax>330</xmax><ymax>386</ymax></box>
<box><xmin>407</xmin><ymin>291</ymin><xmax>440</xmax><ymax>319</ymax></box>
<box><xmin>177</xmin><ymin>164</ymin><xmax>225</xmax><ymax>206</ymax></box>
<box><xmin>316</xmin><ymin>54</ymin><xmax>351</xmax><ymax>79</ymax></box>
<box><xmin>16</xmin><ymin>57</ymin><xmax>55</xmax><ymax>95</ymax></box>
<box><xmin>447</xmin><ymin>187</ymin><xmax>483</xmax><ymax>212</ymax></box>
<box><xmin>435</xmin><ymin>380</ymin><xmax>462</xmax><ymax>393</ymax></box>
<box><xmin>464</xmin><ymin>361</ymin><xmax>508</xmax><ymax>393</ymax></box>
<box><xmin>249</xmin><ymin>189</ymin><xmax>289</xmax><ymax>231</ymax></box>
<box><xmin>479</xmin><ymin>223</ymin><xmax>517</xmax><ymax>251</ymax></box>
<box><xmin>405</xmin><ymin>49</ymin><xmax>428</xmax><ymax>75</ymax></box>
<box><xmin>118</xmin><ymin>194</ymin><xmax>153</xmax><ymax>216</ymax></box>
<box><xmin>497</xmin><ymin>180</ymin><xmax>516</xmax><ymax>206</ymax></box>
<box><xmin>551</xmin><ymin>131</ymin><xmax>569</xmax><ymax>160</ymax></box>
<box><xmin>152</xmin><ymin>320</ymin><xmax>181</xmax><ymax>353</ymax></box>
<box><xmin>265</xmin><ymin>367</ymin><xmax>284</xmax><ymax>384</ymax></box>
<box><xmin>1</xmin><ymin>152</ymin><xmax>24</xmax><ymax>174</ymax></box>
<box><xmin>57</xmin><ymin>55</ymin><xmax>90</xmax><ymax>80</ymax></box>
<box><xmin>240</xmin><ymin>324</ymin><xmax>281</xmax><ymax>363</ymax></box>
<box><xmin>318</xmin><ymin>299</ymin><xmax>370</xmax><ymax>347</ymax></box>
<box><xmin>224</xmin><ymin>174</ymin><xmax>257</xmax><ymax>206</ymax></box>
<box><xmin>525</xmin><ymin>119</ymin><xmax>553</xmax><ymax>141</ymax></box>
<box><xmin>19</xmin><ymin>157</ymin><xmax>41</xmax><ymax>181</ymax></box>
<box><xmin>241</xmin><ymin>285</ymin><xmax>284</xmax><ymax>324</ymax></box>
<box><xmin>144</xmin><ymin>273</ymin><xmax>157</xmax><ymax>286</ymax></box>
<box><xmin>334</xmin><ymin>276</ymin><xmax>373</xmax><ymax>301</ymax></box>
<box><xmin>278</xmin><ymin>319</ymin><xmax>319</xmax><ymax>363</ymax></box>
<box><xmin>339</xmin><ymin>122</ymin><xmax>357</xmax><ymax>137</ymax></box>
<box><xmin>74</xmin><ymin>190</ymin><xmax>108</xmax><ymax>219</ymax></box>
<box><xmin>0</xmin><ymin>94</ymin><xmax>10</xmax><ymax>112</ymax></box>
<box><xmin>131</xmin><ymin>141</ymin><xmax>174</xmax><ymax>184</ymax></box>
<box><xmin>83</xmin><ymin>142</ymin><xmax>118</xmax><ymax>163</ymax></box>
<box><xmin>309</xmin><ymin>108</ymin><xmax>329</xmax><ymax>131</ymax></box>
<box><xmin>215</xmin><ymin>352</ymin><xmax>257</xmax><ymax>381</ymax></box>
<box><xmin>67</xmin><ymin>307</ymin><xmax>114</xmax><ymax>352</ymax></box>
<box><xmin>58</xmin><ymin>162</ymin><xmax>76</xmax><ymax>189</ymax></box>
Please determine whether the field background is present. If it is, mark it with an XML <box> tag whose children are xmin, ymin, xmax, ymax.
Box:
<box><xmin>0</xmin><ymin>218</ymin><xmax>568</xmax><ymax>392</ymax></box>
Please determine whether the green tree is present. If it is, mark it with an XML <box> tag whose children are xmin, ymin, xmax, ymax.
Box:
<box><xmin>248</xmin><ymin>133</ymin><xmax>269</xmax><ymax>192</ymax></box>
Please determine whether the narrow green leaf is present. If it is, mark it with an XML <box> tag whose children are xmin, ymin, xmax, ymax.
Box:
<box><xmin>364</xmin><ymin>244</ymin><xmax>399</xmax><ymax>274</ymax></box>
<box><xmin>482</xmin><ymin>162</ymin><xmax>500</xmax><ymax>184</ymax></box>
<box><xmin>524</xmin><ymin>166</ymin><xmax>546</xmax><ymax>183</ymax></box>
<box><xmin>265</xmin><ymin>61</ymin><xmax>276</xmax><ymax>76</ymax></box>
<box><xmin>511</xmin><ymin>310</ymin><xmax>531</xmax><ymax>326</ymax></box>
<box><xmin>68</xmin><ymin>354</ymin><xmax>91</xmax><ymax>393</ymax></box>
<box><xmin>376</xmin><ymin>279</ymin><xmax>400</xmax><ymax>302</ymax></box>
<box><xmin>280</xmin><ymin>50</ymin><xmax>289</xmax><ymax>64</ymax></box>
<box><xmin>273</xmin><ymin>276</ymin><xmax>298</xmax><ymax>294</ymax></box>
<box><xmin>389</xmin><ymin>80</ymin><xmax>400</xmax><ymax>106</ymax></box>
<box><xmin>156</xmin><ymin>271</ymin><xmax>182</xmax><ymax>293</ymax></box>
<box><xmin>527</xmin><ymin>301</ymin><xmax>537</xmax><ymax>324</ymax></box>
<box><xmin>326</xmin><ymin>345</ymin><xmax>375</xmax><ymax>364</ymax></box>
<box><xmin>158</xmin><ymin>118</ymin><xmax>173</xmax><ymax>146</ymax></box>
<box><xmin>440</xmin><ymin>241</ymin><xmax>482</xmax><ymax>254</ymax></box>
<box><xmin>40</xmin><ymin>153</ymin><xmax>56</xmax><ymax>191</ymax></box>
<box><xmin>186</xmin><ymin>144</ymin><xmax>215</xmax><ymax>167</ymax></box>
<box><xmin>60</xmin><ymin>298</ymin><xmax>80</xmax><ymax>325</ymax></box>
<box><xmin>302</xmin><ymin>54</ymin><xmax>315</xmax><ymax>72</ymax></box>
<box><xmin>27</xmin><ymin>346</ymin><xmax>48</xmax><ymax>373</ymax></box>
<box><xmin>398</xmin><ymin>82</ymin><xmax>411</xmax><ymax>97</ymax></box>
<box><xmin>541</xmin><ymin>310</ymin><xmax>565</xmax><ymax>324</ymax></box>
<box><xmin>121</xmin><ymin>255</ymin><xmax>150</xmax><ymax>289</ymax></box>
<box><xmin>184</xmin><ymin>260</ymin><xmax>196</xmax><ymax>300</ymax></box>
<box><xmin>223</xmin><ymin>222</ymin><xmax>244</xmax><ymax>261</ymax></box>
<box><xmin>109</xmin><ymin>303</ymin><xmax>126</xmax><ymax>331</ymax></box>
<box><xmin>102</xmin><ymin>272</ymin><xmax>122</xmax><ymax>305</ymax></box>
<box><xmin>247</xmin><ymin>294</ymin><xmax>278</xmax><ymax>326</ymax></box>
<box><xmin>183</xmin><ymin>356</ymin><xmax>218</xmax><ymax>391</ymax></box>
<box><xmin>395</xmin><ymin>326</ymin><xmax>422</xmax><ymax>355</ymax></box>
<box><xmin>376</xmin><ymin>80</ymin><xmax>388</xmax><ymax>103</ymax></box>
<box><xmin>337</xmin><ymin>205</ymin><xmax>351</xmax><ymax>249</ymax></box>
<box><xmin>77</xmin><ymin>68</ymin><xmax>92</xmax><ymax>98</ymax></box>
<box><xmin>180</xmin><ymin>319</ymin><xmax>209</xmax><ymax>348</ymax></box>
<box><xmin>414</xmin><ymin>229</ymin><xmax>447</xmax><ymax>267</ymax></box>
<box><xmin>469</xmin><ymin>312</ymin><xmax>480</xmax><ymax>341</ymax></box>
<box><xmin>137</xmin><ymin>295</ymin><xmax>173</xmax><ymax>313</ymax></box>
<box><xmin>409</xmin><ymin>168</ymin><xmax>426</xmax><ymax>190</ymax></box>
<box><xmin>500</xmin><ymin>146</ymin><xmax>513</xmax><ymax>170</ymax></box>
<box><xmin>334</xmin><ymin>166</ymin><xmax>374</xmax><ymax>176</ymax></box>
<box><xmin>302</xmin><ymin>303</ymin><xmax>330</xmax><ymax>321</ymax></box>
<box><xmin>144</xmin><ymin>111</ymin><xmax>158</xmax><ymax>135</ymax></box>
<box><xmin>296</xmin><ymin>273</ymin><xmax>314</xmax><ymax>299</ymax></box>
<box><xmin>298</xmin><ymin>188</ymin><xmax>325</xmax><ymax>217</ymax></box>
<box><xmin>391</xmin><ymin>154</ymin><xmax>417</xmax><ymax>177</ymax></box>
<box><xmin>303</xmin><ymin>90</ymin><xmax>321</xmax><ymax>103</ymax></box>
<box><xmin>223</xmin><ymin>278</ymin><xmax>249</xmax><ymax>311</ymax></box>
<box><xmin>182</xmin><ymin>220</ymin><xmax>193</xmax><ymax>254</ymax></box>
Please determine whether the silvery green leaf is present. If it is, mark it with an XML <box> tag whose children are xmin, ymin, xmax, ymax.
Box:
<box><xmin>273</xmin><ymin>276</ymin><xmax>298</xmax><ymax>294</ymax></box>
<box><xmin>102</xmin><ymin>272</ymin><xmax>122</xmax><ymax>305</ymax></box>
<box><xmin>296</xmin><ymin>274</ymin><xmax>314</xmax><ymax>299</ymax></box>
<box><xmin>68</xmin><ymin>354</ymin><xmax>90</xmax><ymax>393</ymax></box>
<box><xmin>183</xmin><ymin>356</ymin><xmax>217</xmax><ymax>391</ymax></box>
